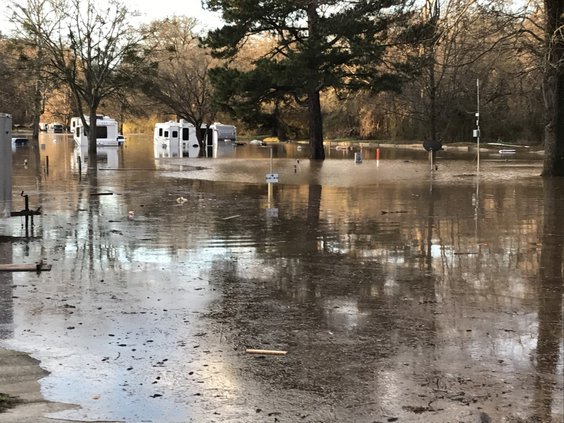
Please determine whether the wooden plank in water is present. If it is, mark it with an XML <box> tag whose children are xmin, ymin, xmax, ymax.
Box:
<box><xmin>0</xmin><ymin>263</ymin><xmax>52</xmax><ymax>272</ymax></box>
<box><xmin>245</xmin><ymin>349</ymin><xmax>288</xmax><ymax>356</ymax></box>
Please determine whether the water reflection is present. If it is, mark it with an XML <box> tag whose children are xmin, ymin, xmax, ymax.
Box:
<box><xmin>0</xmin><ymin>133</ymin><xmax>561</xmax><ymax>422</ymax></box>
<box><xmin>0</xmin><ymin>241</ymin><xmax>13</xmax><ymax>339</ymax></box>
<box><xmin>73</xmin><ymin>143</ymin><xmax>122</xmax><ymax>171</ymax></box>
<box><xmin>535</xmin><ymin>179</ymin><xmax>564</xmax><ymax>421</ymax></box>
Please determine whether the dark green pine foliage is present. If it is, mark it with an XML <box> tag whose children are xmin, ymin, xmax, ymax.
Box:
<box><xmin>203</xmin><ymin>0</ymin><xmax>422</xmax><ymax>159</ymax></box>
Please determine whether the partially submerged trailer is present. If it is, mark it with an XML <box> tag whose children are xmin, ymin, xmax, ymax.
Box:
<box><xmin>153</xmin><ymin>120</ymin><xmax>236</xmax><ymax>158</ymax></box>
<box><xmin>154</xmin><ymin>120</ymin><xmax>200</xmax><ymax>158</ymax></box>
<box><xmin>209</xmin><ymin>122</ymin><xmax>236</xmax><ymax>144</ymax></box>
<box><xmin>71</xmin><ymin>115</ymin><xmax>122</xmax><ymax>147</ymax></box>
<box><xmin>49</xmin><ymin>123</ymin><xmax>64</xmax><ymax>133</ymax></box>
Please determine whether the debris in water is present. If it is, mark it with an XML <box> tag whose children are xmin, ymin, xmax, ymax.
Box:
<box><xmin>246</xmin><ymin>349</ymin><xmax>288</xmax><ymax>356</ymax></box>
<box><xmin>0</xmin><ymin>261</ymin><xmax>52</xmax><ymax>273</ymax></box>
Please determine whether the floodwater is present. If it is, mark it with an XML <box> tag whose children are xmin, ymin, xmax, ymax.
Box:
<box><xmin>0</xmin><ymin>134</ymin><xmax>562</xmax><ymax>423</ymax></box>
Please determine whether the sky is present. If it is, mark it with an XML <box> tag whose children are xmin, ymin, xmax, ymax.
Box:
<box><xmin>0</xmin><ymin>0</ymin><xmax>224</xmax><ymax>35</ymax></box>
<box><xmin>127</xmin><ymin>0</ymin><xmax>223</xmax><ymax>31</ymax></box>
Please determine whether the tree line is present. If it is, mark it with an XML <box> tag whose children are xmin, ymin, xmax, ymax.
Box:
<box><xmin>0</xmin><ymin>0</ymin><xmax>562</xmax><ymax>174</ymax></box>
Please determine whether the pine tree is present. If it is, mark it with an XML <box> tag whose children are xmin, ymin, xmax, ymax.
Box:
<box><xmin>203</xmin><ymin>0</ymin><xmax>422</xmax><ymax>159</ymax></box>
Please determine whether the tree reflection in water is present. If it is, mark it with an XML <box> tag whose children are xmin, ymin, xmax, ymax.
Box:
<box><xmin>535</xmin><ymin>179</ymin><xmax>564</xmax><ymax>421</ymax></box>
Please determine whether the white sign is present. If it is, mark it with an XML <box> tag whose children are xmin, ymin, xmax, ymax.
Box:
<box><xmin>266</xmin><ymin>208</ymin><xmax>279</xmax><ymax>218</ymax></box>
<box><xmin>266</xmin><ymin>173</ymin><xmax>279</xmax><ymax>183</ymax></box>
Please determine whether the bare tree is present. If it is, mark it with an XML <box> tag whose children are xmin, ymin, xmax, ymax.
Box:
<box><xmin>0</xmin><ymin>32</ymin><xmax>54</xmax><ymax>136</ymax></box>
<box><xmin>142</xmin><ymin>17</ymin><xmax>218</xmax><ymax>149</ymax></box>
<box><xmin>11</xmin><ymin>0</ymin><xmax>149</xmax><ymax>167</ymax></box>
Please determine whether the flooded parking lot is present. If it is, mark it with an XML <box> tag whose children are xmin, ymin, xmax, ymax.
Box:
<box><xmin>0</xmin><ymin>134</ymin><xmax>562</xmax><ymax>422</ymax></box>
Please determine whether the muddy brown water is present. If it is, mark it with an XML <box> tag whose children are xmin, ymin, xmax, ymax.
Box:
<box><xmin>0</xmin><ymin>134</ymin><xmax>562</xmax><ymax>422</ymax></box>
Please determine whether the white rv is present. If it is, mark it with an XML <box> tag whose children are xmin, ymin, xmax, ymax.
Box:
<box><xmin>153</xmin><ymin>120</ymin><xmax>237</xmax><ymax>158</ymax></box>
<box><xmin>71</xmin><ymin>115</ymin><xmax>122</xmax><ymax>147</ymax></box>
<box><xmin>209</xmin><ymin>122</ymin><xmax>236</xmax><ymax>143</ymax></box>
<box><xmin>154</xmin><ymin>120</ymin><xmax>200</xmax><ymax>158</ymax></box>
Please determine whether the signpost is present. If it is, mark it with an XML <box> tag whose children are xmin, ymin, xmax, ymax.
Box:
<box><xmin>266</xmin><ymin>173</ymin><xmax>279</xmax><ymax>183</ymax></box>
<box><xmin>474</xmin><ymin>79</ymin><xmax>480</xmax><ymax>244</ymax></box>
<box><xmin>266</xmin><ymin>147</ymin><xmax>278</xmax><ymax>217</ymax></box>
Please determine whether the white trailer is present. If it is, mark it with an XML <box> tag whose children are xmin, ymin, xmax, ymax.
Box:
<box><xmin>71</xmin><ymin>115</ymin><xmax>122</xmax><ymax>147</ymax></box>
<box><xmin>154</xmin><ymin>120</ymin><xmax>200</xmax><ymax>158</ymax></box>
<box><xmin>209</xmin><ymin>122</ymin><xmax>236</xmax><ymax>144</ymax></box>
<box><xmin>153</xmin><ymin>120</ymin><xmax>237</xmax><ymax>158</ymax></box>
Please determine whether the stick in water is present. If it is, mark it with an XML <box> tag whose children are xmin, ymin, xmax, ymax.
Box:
<box><xmin>245</xmin><ymin>349</ymin><xmax>287</xmax><ymax>356</ymax></box>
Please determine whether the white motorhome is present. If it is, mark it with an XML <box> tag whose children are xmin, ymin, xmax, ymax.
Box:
<box><xmin>71</xmin><ymin>115</ymin><xmax>122</xmax><ymax>147</ymax></box>
<box><xmin>154</xmin><ymin>120</ymin><xmax>200</xmax><ymax>158</ymax></box>
<box><xmin>153</xmin><ymin>120</ymin><xmax>237</xmax><ymax>158</ymax></box>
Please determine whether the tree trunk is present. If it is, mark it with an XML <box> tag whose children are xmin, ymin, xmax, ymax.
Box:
<box><xmin>427</xmin><ymin>0</ymin><xmax>440</xmax><ymax>144</ymax></box>
<box><xmin>308</xmin><ymin>91</ymin><xmax>325</xmax><ymax>160</ymax></box>
<box><xmin>31</xmin><ymin>81</ymin><xmax>43</xmax><ymax>140</ymax></box>
<box><xmin>194</xmin><ymin>121</ymin><xmax>208</xmax><ymax>157</ymax></box>
<box><xmin>88</xmin><ymin>111</ymin><xmax>98</xmax><ymax>169</ymax></box>
<box><xmin>32</xmin><ymin>113</ymin><xmax>41</xmax><ymax>140</ymax></box>
<box><xmin>541</xmin><ymin>0</ymin><xmax>564</xmax><ymax>176</ymax></box>
<box><xmin>429</xmin><ymin>48</ymin><xmax>438</xmax><ymax>143</ymax></box>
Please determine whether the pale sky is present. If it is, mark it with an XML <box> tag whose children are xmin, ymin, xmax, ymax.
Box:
<box><xmin>127</xmin><ymin>0</ymin><xmax>224</xmax><ymax>31</ymax></box>
<box><xmin>1</xmin><ymin>0</ymin><xmax>224</xmax><ymax>34</ymax></box>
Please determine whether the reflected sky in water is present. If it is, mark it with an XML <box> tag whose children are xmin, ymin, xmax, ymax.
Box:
<box><xmin>0</xmin><ymin>134</ymin><xmax>561</xmax><ymax>422</ymax></box>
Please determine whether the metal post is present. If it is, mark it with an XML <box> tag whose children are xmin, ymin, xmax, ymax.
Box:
<box><xmin>474</xmin><ymin>79</ymin><xmax>480</xmax><ymax>243</ymax></box>
<box><xmin>476</xmin><ymin>79</ymin><xmax>480</xmax><ymax>176</ymax></box>
<box><xmin>0</xmin><ymin>114</ymin><xmax>12</xmax><ymax>218</ymax></box>
<box><xmin>268</xmin><ymin>183</ymin><xmax>273</xmax><ymax>208</ymax></box>
<box><xmin>268</xmin><ymin>147</ymin><xmax>274</xmax><ymax>211</ymax></box>
<box><xmin>270</xmin><ymin>147</ymin><xmax>273</xmax><ymax>174</ymax></box>
<box><xmin>23</xmin><ymin>192</ymin><xmax>30</xmax><ymax>237</ymax></box>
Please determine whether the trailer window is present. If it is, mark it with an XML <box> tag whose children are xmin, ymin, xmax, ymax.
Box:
<box><xmin>96</xmin><ymin>126</ymin><xmax>108</xmax><ymax>138</ymax></box>
<box><xmin>182</xmin><ymin>128</ymin><xmax>189</xmax><ymax>140</ymax></box>
<box><xmin>164</xmin><ymin>130</ymin><xmax>169</xmax><ymax>137</ymax></box>
<box><xmin>159</xmin><ymin>128</ymin><xmax>163</xmax><ymax>137</ymax></box>
<box><xmin>172</xmin><ymin>130</ymin><xmax>178</xmax><ymax>138</ymax></box>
